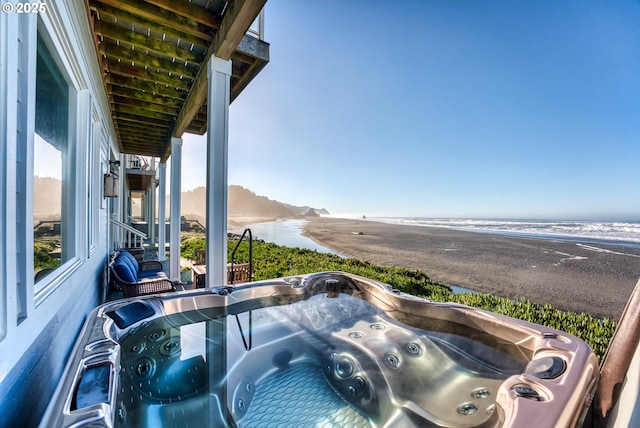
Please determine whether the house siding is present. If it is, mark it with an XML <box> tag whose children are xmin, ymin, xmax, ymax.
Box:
<box><xmin>0</xmin><ymin>1</ymin><xmax>118</xmax><ymax>425</ymax></box>
<box><xmin>0</xmin><ymin>264</ymin><xmax>104</xmax><ymax>427</ymax></box>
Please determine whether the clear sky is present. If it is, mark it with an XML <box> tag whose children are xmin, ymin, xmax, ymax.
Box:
<box><xmin>180</xmin><ymin>0</ymin><xmax>640</xmax><ymax>221</ymax></box>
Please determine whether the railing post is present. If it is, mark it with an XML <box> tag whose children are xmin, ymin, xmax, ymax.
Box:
<box><xmin>109</xmin><ymin>217</ymin><xmax>148</xmax><ymax>250</ymax></box>
<box><xmin>229</xmin><ymin>228</ymin><xmax>252</xmax><ymax>285</ymax></box>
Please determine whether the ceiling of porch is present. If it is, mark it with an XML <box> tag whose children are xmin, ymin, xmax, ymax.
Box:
<box><xmin>87</xmin><ymin>0</ymin><xmax>269</xmax><ymax>162</ymax></box>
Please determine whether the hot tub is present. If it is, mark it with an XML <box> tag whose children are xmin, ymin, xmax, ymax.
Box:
<box><xmin>41</xmin><ymin>272</ymin><xmax>598</xmax><ymax>427</ymax></box>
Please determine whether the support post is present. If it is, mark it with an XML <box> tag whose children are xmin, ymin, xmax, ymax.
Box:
<box><xmin>205</xmin><ymin>57</ymin><xmax>232</xmax><ymax>287</ymax></box>
<box><xmin>157</xmin><ymin>163</ymin><xmax>166</xmax><ymax>261</ymax></box>
<box><xmin>149</xmin><ymin>158</ymin><xmax>156</xmax><ymax>245</ymax></box>
<box><xmin>118</xmin><ymin>153</ymin><xmax>126</xmax><ymax>245</ymax></box>
<box><xmin>149</xmin><ymin>177</ymin><xmax>156</xmax><ymax>245</ymax></box>
<box><xmin>169</xmin><ymin>137</ymin><xmax>182</xmax><ymax>282</ymax></box>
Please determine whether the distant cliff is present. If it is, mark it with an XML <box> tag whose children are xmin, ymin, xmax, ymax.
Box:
<box><xmin>34</xmin><ymin>176</ymin><xmax>62</xmax><ymax>219</ymax></box>
<box><xmin>33</xmin><ymin>177</ymin><xmax>329</xmax><ymax>223</ymax></box>
<box><xmin>182</xmin><ymin>185</ymin><xmax>329</xmax><ymax>222</ymax></box>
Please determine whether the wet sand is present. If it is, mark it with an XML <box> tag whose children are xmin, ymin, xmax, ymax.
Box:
<box><xmin>303</xmin><ymin>217</ymin><xmax>640</xmax><ymax>320</ymax></box>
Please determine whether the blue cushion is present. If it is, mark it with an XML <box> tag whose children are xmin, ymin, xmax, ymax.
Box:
<box><xmin>137</xmin><ymin>270</ymin><xmax>165</xmax><ymax>279</ymax></box>
<box><xmin>121</xmin><ymin>251</ymin><xmax>140</xmax><ymax>274</ymax></box>
<box><xmin>121</xmin><ymin>251</ymin><xmax>137</xmax><ymax>264</ymax></box>
<box><xmin>125</xmin><ymin>257</ymin><xmax>138</xmax><ymax>275</ymax></box>
<box><xmin>113</xmin><ymin>261</ymin><xmax>136</xmax><ymax>283</ymax></box>
<box><xmin>118</xmin><ymin>255</ymin><xmax>133</xmax><ymax>275</ymax></box>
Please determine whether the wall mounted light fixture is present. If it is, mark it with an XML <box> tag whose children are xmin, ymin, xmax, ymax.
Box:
<box><xmin>104</xmin><ymin>160</ymin><xmax>120</xmax><ymax>198</ymax></box>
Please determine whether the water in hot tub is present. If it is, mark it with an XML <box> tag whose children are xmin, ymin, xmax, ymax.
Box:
<box><xmin>114</xmin><ymin>293</ymin><xmax>526</xmax><ymax>427</ymax></box>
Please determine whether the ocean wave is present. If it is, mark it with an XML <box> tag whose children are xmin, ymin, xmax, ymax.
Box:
<box><xmin>372</xmin><ymin>217</ymin><xmax>640</xmax><ymax>245</ymax></box>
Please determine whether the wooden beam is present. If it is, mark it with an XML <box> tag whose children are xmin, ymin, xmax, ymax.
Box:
<box><xmin>94</xmin><ymin>2</ymin><xmax>213</xmax><ymax>47</ymax></box>
<box><xmin>185</xmin><ymin>120</ymin><xmax>207</xmax><ymax>135</ymax></box>
<box><xmin>103</xmin><ymin>39</ymin><xmax>199</xmax><ymax>78</ymax></box>
<box><xmin>108</xmin><ymin>74</ymin><xmax>188</xmax><ymax>97</ymax></box>
<box><xmin>213</xmin><ymin>0</ymin><xmax>267</xmax><ymax>61</ymax></box>
<box><xmin>115</xmin><ymin>111</ymin><xmax>173</xmax><ymax>128</ymax></box>
<box><xmin>235</xmin><ymin>30</ymin><xmax>270</xmax><ymax>62</ymax></box>
<box><xmin>99</xmin><ymin>22</ymin><xmax>204</xmax><ymax>64</ymax></box>
<box><xmin>117</xmin><ymin>134</ymin><xmax>169</xmax><ymax>146</ymax></box>
<box><xmin>111</xmin><ymin>85</ymin><xmax>184</xmax><ymax>107</ymax></box>
<box><xmin>121</xmin><ymin>140</ymin><xmax>166</xmax><ymax>151</ymax></box>
<box><xmin>118</xmin><ymin>119</ymin><xmax>170</xmax><ymax>132</ymax></box>
<box><xmin>115</xmin><ymin>104</ymin><xmax>176</xmax><ymax>122</ymax></box>
<box><xmin>91</xmin><ymin>0</ymin><xmax>218</xmax><ymax>38</ymax></box>
<box><xmin>86</xmin><ymin>4</ymin><xmax>108</xmax><ymax>88</ymax></box>
<box><xmin>118</xmin><ymin>128</ymin><xmax>169</xmax><ymax>141</ymax></box>
<box><xmin>170</xmin><ymin>0</ymin><xmax>266</xmax><ymax>145</ymax></box>
<box><xmin>119</xmin><ymin>133</ymin><xmax>168</xmax><ymax>144</ymax></box>
<box><xmin>228</xmin><ymin>42</ymin><xmax>269</xmax><ymax>100</ymax></box>
<box><xmin>121</xmin><ymin>134</ymin><xmax>169</xmax><ymax>146</ymax></box>
<box><xmin>230</xmin><ymin>57</ymin><xmax>268</xmax><ymax>103</ymax></box>
<box><xmin>144</xmin><ymin>0</ymin><xmax>220</xmax><ymax>28</ymax></box>
<box><xmin>107</xmin><ymin>58</ymin><xmax>192</xmax><ymax>90</ymax></box>
<box><xmin>112</xmin><ymin>95</ymin><xmax>180</xmax><ymax>116</ymax></box>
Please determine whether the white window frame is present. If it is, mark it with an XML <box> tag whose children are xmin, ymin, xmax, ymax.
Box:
<box><xmin>32</xmin><ymin>17</ymin><xmax>86</xmax><ymax>306</ymax></box>
<box><xmin>89</xmin><ymin>108</ymin><xmax>101</xmax><ymax>255</ymax></box>
<box><xmin>0</xmin><ymin>0</ymin><xmax>110</xmax><ymax>374</ymax></box>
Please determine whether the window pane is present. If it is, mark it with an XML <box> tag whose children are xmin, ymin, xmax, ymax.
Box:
<box><xmin>33</xmin><ymin>33</ymin><xmax>69</xmax><ymax>282</ymax></box>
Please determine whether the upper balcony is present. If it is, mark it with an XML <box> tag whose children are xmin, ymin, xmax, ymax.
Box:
<box><xmin>87</xmin><ymin>0</ymin><xmax>270</xmax><ymax>161</ymax></box>
<box><xmin>125</xmin><ymin>155</ymin><xmax>157</xmax><ymax>192</ymax></box>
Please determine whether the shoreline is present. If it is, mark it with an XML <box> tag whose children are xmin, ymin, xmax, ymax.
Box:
<box><xmin>303</xmin><ymin>217</ymin><xmax>640</xmax><ymax>320</ymax></box>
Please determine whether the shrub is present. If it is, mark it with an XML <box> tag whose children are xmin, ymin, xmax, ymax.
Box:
<box><xmin>180</xmin><ymin>235</ymin><xmax>206</xmax><ymax>260</ymax></box>
<box><xmin>34</xmin><ymin>240</ymin><xmax>60</xmax><ymax>271</ymax></box>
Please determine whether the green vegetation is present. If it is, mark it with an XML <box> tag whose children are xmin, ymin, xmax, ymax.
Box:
<box><xmin>34</xmin><ymin>239</ymin><xmax>61</xmax><ymax>271</ymax></box>
<box><xmin>181</xmin><ymin>235</ymin><xmax>207</xmax><ymax>260</ymax></box>
<box><xmin>182</xmin><ymin>235</ymin><xmax>616</xmax><ymax>360</ymax></box>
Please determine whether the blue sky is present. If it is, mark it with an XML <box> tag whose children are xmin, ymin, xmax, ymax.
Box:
<box><xmin>181</xmin><ymin>0</ymin><xmax>640</xmax><ymax>221</ymax></box>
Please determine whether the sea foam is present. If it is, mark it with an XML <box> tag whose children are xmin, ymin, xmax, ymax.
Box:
<box><xmin>372</xmin><ymin>218</ymin><xmax>640</xmax><ymax>246</ymax></box>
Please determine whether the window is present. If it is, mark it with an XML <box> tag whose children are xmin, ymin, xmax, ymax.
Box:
<box><xmin>33</xmin><ymin>32</ymin><xmax>73</xmax><ymax>284</ymax></box>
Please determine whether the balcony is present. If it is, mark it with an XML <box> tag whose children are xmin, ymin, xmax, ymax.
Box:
<box><xmin>125</xmin><ymin>155</ymin><xmax>156</xmax><ymax>192</ymax></box>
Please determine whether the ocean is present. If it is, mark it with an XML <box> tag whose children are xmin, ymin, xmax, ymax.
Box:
<box><xmin>233</xmin><ymin>217</ymin><xmax>640</xmax><ymax>253</ymax></box>
<box><xmin>231</xmin><ymin>218</ymin><xmax>477</xmax><ymax>293</ymax></box>
<box><xmin>231</xmin><ymin>217</ymin><xmax>640</xmax><ymax>295</ymax></box>
<box><xmin>370</xmin><ymin>217</ymin><xmax>640</xmax><ymax>248</ymax></box>
<box><xmin>230</xmin><ymin>219</ymin><xmax>339</xmax><ymax>255</ymax></box>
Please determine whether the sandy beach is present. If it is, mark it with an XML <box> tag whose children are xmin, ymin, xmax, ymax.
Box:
<box><xmin>303</xmin><ymin>217</ymin><xmax>640</xmax><ymax>321</ymax></box>
<box><xmin>228</xmin><ymin>216</ymin><xmax>279</xmax><ymax>229</ymax></box>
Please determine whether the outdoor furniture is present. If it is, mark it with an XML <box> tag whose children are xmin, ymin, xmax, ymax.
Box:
<box><xmin>191</xmin><ymin>249</ymin><xmax>252</xmax><ymax>288</ymax></box>
<box><xmin>191</xmin><ymin>249</ymin><xmax>207</xmax><ymax>288</ymax></box>
<box><xmin>192</xmin><ymin>264</ymin><xmax>252</xmax><ymax>288</ymax></box>
<box><xmin>191</xmin><ymin>229</ymin><xmax>253</xmax><ymax>287</ymax></box>
<box><xmin>109</xmin><ymin>250</ymin><xmax>175</xmax><ymax>298</ymax></box>
<box><xmin>228</xmin><ymin>263</ymin><xmax>252</xmax><ymax>284</ymax></box>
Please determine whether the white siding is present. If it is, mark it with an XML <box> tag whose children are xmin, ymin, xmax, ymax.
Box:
<box><xmin>0</xmin><ymin>1</ymin><xmax>120</xmax><ymax>425</ymax></box>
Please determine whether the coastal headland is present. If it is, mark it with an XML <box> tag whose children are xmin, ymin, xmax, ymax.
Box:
<box><xmin>303</xmin><ymin>217</ymin><xmax>640</xmax><ymax>321</ymax></box>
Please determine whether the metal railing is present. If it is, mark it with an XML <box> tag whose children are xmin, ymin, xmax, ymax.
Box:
<box><xmin>127</xmin><ymin>155</ymin><xmax>152</xmax><ymax>171</ymax></box>
<box><xmin>110</xmin><ymin>216</ymin><xmax>147</xmax><ymax>249</ymax></box>
<box><xmin>231</xmin><ymin>228</ymin><xmax>254</xmax><ymax>351</ymax></box>
<box><xmin>229</xmin><ymin>228</ymin><xmax>252</xmax><ymax>284</ymax></box>
<box><xmin>247</xmin><ymin>9</ymin><xmax>265</xmax><ymax>40</ymax></box>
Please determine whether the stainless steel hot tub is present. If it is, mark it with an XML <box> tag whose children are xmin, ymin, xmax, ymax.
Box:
<box><xmin>41</xmin><ymin>272</ymin><xmax>599</xmax><ymax>427</ymax></box>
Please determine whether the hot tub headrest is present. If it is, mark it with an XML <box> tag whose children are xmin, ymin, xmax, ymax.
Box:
<box><xmin>106</xmin><ymin>301</ymin><xmax>155</xmax><ymax>329</ymax></box>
